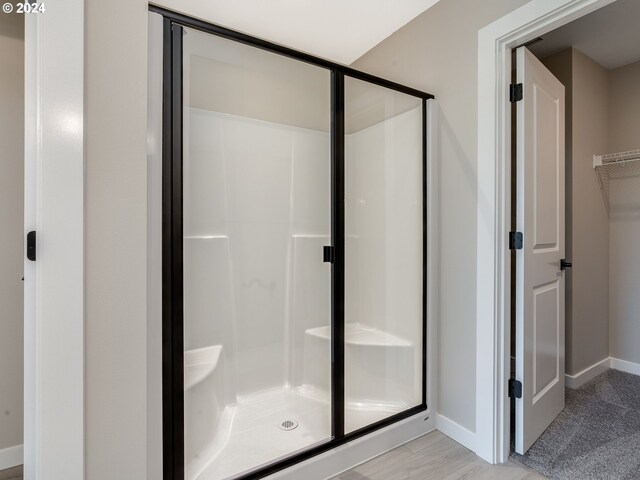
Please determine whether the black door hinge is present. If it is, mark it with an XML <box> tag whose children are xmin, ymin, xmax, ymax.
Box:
<box><xmin>510</xmin><ymin>83</ymin><xmax>523</xmax><ymax>103</ymax></box>
<box><xmin>509</xmin><ymin>231</ymin><xmax>523</xmax><ymax>250</ymax></box>
<box><xmin>560</xmin><ymin>259</ymin><xmax>572</xmax><ymax>270</ymax></box>
<box><xmin>323</xmin><ymin>245</ymin><xmax>335</xmax><ymax>264</ymax></box>
<box><xmin>27</xmin><ymin>231</ymin><xmax>36</xmax><ymax>261</ymax></box>
<box><xmin>509</xmin><ymin>378</ymin><xmax>523</xmax><ymax>399</ymax></box>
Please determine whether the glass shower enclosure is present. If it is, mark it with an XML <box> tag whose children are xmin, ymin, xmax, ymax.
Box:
<box><xmin>157</xmin><ymin>8</ymin><xmax>432</xmax><ymax>480</ymax></box>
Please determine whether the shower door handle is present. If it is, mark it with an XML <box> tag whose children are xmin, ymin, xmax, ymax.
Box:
<box><xmin>323</xmin><ymin>246</ymin><xmax>335</xmax><ymax>264</ymax></box>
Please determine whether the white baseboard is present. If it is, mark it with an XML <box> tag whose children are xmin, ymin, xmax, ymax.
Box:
<box><xmin>565</xmin><ymin>356</ymin><xmax>640</xmax><ymax>389</ymax></box>
<box><xmin>565</xmin><ymin>357</ymin><xmax>610</xmax><ymax>389</ymax></box>
<box><xmin>610</xmin><ymin>357</ymin><xmax>640</xmax><ymax>376</ymax></box>
<box><xmin>0</xmin><ymin>444</ymin><xmax>23</xmax><ymax>470</ymax></box>
<box><xmin>436</xmin><ymin>414</ymin><xmax>476</xmax><ymax>452</ymax></box>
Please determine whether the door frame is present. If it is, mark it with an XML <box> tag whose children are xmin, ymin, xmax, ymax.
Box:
<box><xmin>153</xmin><ymin>6</ymin><xmax>435</xmax><ymax>479</ymax></box>
<box><xmin>475</xmin><ymin>0</ymin><xmax>617</xmax><ymax>465</ymax></box>
<box><xmin>24</xmin><ymin>1</ymin><xmax>85</xmax><ymax>478</ymax></box>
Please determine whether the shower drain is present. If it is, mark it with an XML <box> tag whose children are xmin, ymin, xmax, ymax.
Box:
<box><xmin>279</xmin><ymin>419</ymin><xmax>299</xmax><ymax>431</ymax></box>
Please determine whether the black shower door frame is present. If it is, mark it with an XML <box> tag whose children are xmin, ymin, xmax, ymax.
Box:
<box><xmin>154</xmin><ymin>6</ymin><xmax>434</xmax><ymax>479</ymax></box>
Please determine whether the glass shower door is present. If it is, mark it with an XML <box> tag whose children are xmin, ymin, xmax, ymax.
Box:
<box><xmin>181</xmin><ymin>27</ymin><xmax>332</xmax><ymax>479</ymax></box>
<box><xmin>343</xmin><ymin>76</ymin><xmax>424</xmax><ymax>433</ymax></box>
<box><xmin>161</xmin><ymin>12</ymin><xmax>431</xmax><ymax>479</ymax></box>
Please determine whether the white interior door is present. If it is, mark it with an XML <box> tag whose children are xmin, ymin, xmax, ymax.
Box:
<box><xmin>514</xmin><ymin>46</ymin><xmax>565</xmax><ymax>455</ymax></box>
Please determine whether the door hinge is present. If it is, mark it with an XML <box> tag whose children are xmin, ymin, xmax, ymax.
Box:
<box><xmin>509</xmin><ymin>231</ymin><xmax>523</xmax><ymax>250</ymax></box>
<box><xmin>510</xmin><ymin>83</ymin><xmax>523</xmax><ymax>103</ymax></box>
<box><xmin>509</xmin><ymin>378</ymin><xmax>523</xmax><ymax>399</ymax></box>
<box><xmin>27</xmin><ymin>231</ymin><xmax>36</xmax><ymax>261</ymax></box>
<box><xmin>560</xmin><ymin>259</ymin><xmax>572</xmax><ymax>270</ymax></box>
<box><xmin>323</xmin><ymin>245</ymin><xmax>335</xmax><ymax>264</ymax></box>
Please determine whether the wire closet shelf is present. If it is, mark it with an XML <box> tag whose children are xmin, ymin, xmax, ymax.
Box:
<box><xmin>593</xmin><ymin>148</ymin><xmax>640</xmax><ymax>211</ymax></box>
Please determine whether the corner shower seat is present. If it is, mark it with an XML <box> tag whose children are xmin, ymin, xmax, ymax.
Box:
<box><xmin>304</xmin><ymin>323</ymin><xmax>418</xmax><ymax>411</ymax></box>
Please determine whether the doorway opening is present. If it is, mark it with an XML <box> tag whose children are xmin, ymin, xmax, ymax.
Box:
<box><xmin>509</xmin><ymin>0</ymin><xmax>640</xmax><ymax>477</ymax></box>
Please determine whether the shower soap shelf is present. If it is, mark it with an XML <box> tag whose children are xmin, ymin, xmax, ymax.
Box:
<box><xmin>593</xmin><ymin>148</ymin><xmax>640</xmax><ymax>211</ymax></box>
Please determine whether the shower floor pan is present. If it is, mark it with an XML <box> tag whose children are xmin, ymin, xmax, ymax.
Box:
<box><xmin>190</xmin><ymin>386</ymin><xmax>404</xmax><ymax>480</ymax></box>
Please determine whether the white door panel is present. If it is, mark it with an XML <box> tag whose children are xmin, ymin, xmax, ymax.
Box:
<box><xmin>515</xmin><ymin>47</ymin><xmax>565</xmax><ymax>455</ymax></box>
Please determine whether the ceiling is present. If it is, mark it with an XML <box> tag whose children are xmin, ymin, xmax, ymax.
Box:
<box><xmin>529</xmin><ymin>0</ymin><xmax>640</xmax><ymax>70</ymax></box>
<box><xmin>154</xmin><ymin>0</ymin><xmax>441</xmax><ymax>65</ymax></box>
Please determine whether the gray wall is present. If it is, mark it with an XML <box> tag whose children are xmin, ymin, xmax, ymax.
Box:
<box><xmin>609</xmin><ymin>61</ymin><xmax>640</xmax><ymax>153</ymax></box>
<box><xmin>541</xmin><ymin>49</ymin><xmax>576</xmax><ymax>373</ymax></box>
<box><xmin>545</xmin><ymin>48</ymin><xmax>611</xmax><ymax>376</ymax></box>
<box><xmin>0</xmin><ymin>11</ymin><xmax>24</xmax><ymax>453</ymax></box>
<box><xmin>85</xmin><ymin>0</ymin><xmax>148</xmax><ymax>478</ymax></box>
<box><xmin>608</xmin><ymin>60</ymin><xmax>640</xmax><ymax>365</ymax></box>
<box><xmin>569</xmin><ymin>49</ymin><xmax>610</xmax><ymax>374</ymax></box>
<box><xmin>352</xmin><ymin>0</ymin><xmax>530</xmax><ymax>432</ymax></box>
<box><xmin>544</xmin><ymin>50</ymin><xmax>640</xmax><ymax>373</ymax></box>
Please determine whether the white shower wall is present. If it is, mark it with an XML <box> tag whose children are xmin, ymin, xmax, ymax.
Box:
<box><xmin>184</xmin><ymin>108</ymin><xmax>331</xmax><ymax>398</ymax></box>
<box><xmin>178</xmin><ymin>25</ymin><xmax>426</xmax><ymax>479</ymax></box>
<box><xmin>345</xmin><ymin>106</ymin><xmax>423</xmax><ymax>343</ymax></box>
<box><xmin>344</xmin><ymin>105</ymin><xmax>423</xmax><ymax>417</ymax></box>
<box><xmin>184</xmin><ymin>103</ymin><xmax>422</xmax><ymax>398</ymax></box>
<box><xmin>182</xmin><ymin>102</ymin><xmax>424</xmax><ymax>477</ymax></box>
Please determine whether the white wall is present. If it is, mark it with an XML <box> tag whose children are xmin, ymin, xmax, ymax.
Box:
<box><xmin>608</xmin><ymin>60</ymin><xmax>640</xmax><ymax>365</ymax></box>
<box><xmin>352</xmin><ymin>0</ymin><xmax>530</xmax><ymax>433</ymax></box>
<box><xmin>0</xmin><ymin>11</ymin><xmax>24</xmax><ymax>459</ymax></box>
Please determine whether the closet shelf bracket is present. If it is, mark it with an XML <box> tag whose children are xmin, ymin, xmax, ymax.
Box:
<box><xmin>593</xmin><ymin>148</ymin><xmax>640</xmax><ymax>213</ymax></box>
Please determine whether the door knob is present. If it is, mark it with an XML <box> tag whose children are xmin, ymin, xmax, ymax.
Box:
<box><xmin>560</xmin><ymin>259</ymin><xmax>572</xmax><ymax>270</ymax></box>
